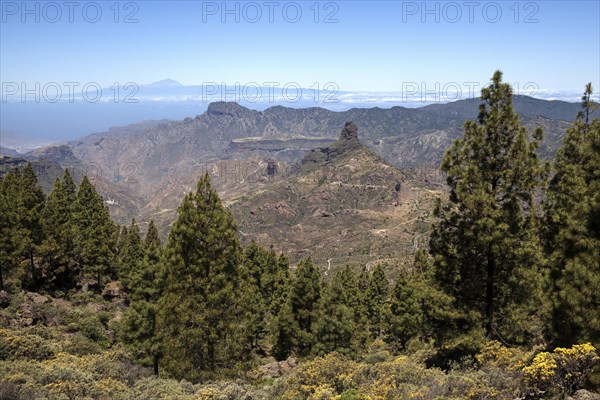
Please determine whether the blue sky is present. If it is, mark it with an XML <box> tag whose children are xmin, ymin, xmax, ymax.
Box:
<box><xmin>1</xmin><ymin>1</ymin><xmax>599</xmax><ymax>141</ymax></box>
<box><xmin>2</xmin><ymin>1</ymin><xmax>599</xmax><ymax>92</ymax></box>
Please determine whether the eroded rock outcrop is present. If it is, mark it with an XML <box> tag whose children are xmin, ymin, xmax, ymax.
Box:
<box><xmin>302</xmin><ymin>121</ymin><xmax>362</xmax><ymax>166</ymax></box>
<box><xmin>340</xmin><ymin>121</ymin><xmax>359</xmax><ymax>141</ymax></box>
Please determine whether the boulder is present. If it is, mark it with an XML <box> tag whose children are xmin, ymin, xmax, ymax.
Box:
<box><xmin>102</xmin><ymin>281</ymin><xmax>125</xmax><ymax>303</ymax></box>
<box><xmin>567</xmin><ymin>390</ymin><xmax>600</xmax><ymax>400</ymax></box>
<box><xmin>31</xmin><ymin>294</ymin><xmax>49</xmax><ymax>304</ymax></box>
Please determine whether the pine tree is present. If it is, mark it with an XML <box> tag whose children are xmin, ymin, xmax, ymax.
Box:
<box><xmin>241</xmin><ymin>242</ymin><xmax>273</xmax><ymax>301</ymax></box>
<box><xmin>270</xmin><ymin>253</ymin><xmax>291</xmax><ymax>317</ymax></box>
<box><xmin>143</xmin><ymin>220</ymin><xmax>161</xmax><ymax>251</ymax></box>
<box><xmin>262</xmin><ymin>246</ymin><xmax>283</xmax><ymax>311</ymax></box>
<box><xmin>62</xmin><ymin>168</ymin><xmax>77</xmax><ymax>200</ymax></box>
<box><xmin>74</xmin><ymin>176</ymin><xmax>117</xmax><ymax>288</ymax></box>
<box><xmin>271</xmin><ymin>293</ymin><xmax>297</xmax><ymax>361</ymax></box>
<box><xmin>430</xmin><ymin>70</ymin><xmax>546</xmax><ymax>344</ymax></box>
<box><xmin>40</xmin><ymin>178</ymin><xmax>68</xmax><ymax>288</ymax></box>
<box><xmin>415</xmin><ymin>251</ymin><xmax>478</xmax><ymax>364</ymax></box>
<box><xmin>116</xmin><ymin>225</ymin><xmax>129</xmax><ymax>270</ymax></box>
<box><xmin>157</xmin><ymin>174</ymin><xmax>246</xmax><ymax>380</ymax></box>
<box><xmin>355</xmin><ymin>265</ymin><xmax>372</xmax><ymax>347</ymax></box>
<box><xmin>242</xmin><ymin>241</ymin><xmax>267</xmax><ymax>284</ymax></box>
<box><xmin>337</xmin><ymin>265</ymin><xmax>369</xmax><ymax>353</ymax></box>
<box><xmin>385</xmin><ymin>269</ymin><xmax>423</xmax><ymax>351</ymax></box>
<box><xmin>239</xmin><ymin>242</ymin><xmax>290</xmax><ymax>356</ymax></box>
<box><xmin>117</xmin><ymin>226</ymin><xmax>128</xmax><ymax>252</ymax></box>
<box><xmin>337</xmin><ymin>266</ymin><xmax>361</xmax><ymax>310</ymax></box>
<box><xmin>0</xmin><ymin>175</ymin><xmax>20</xmax><ymax>291</ymax></box>
<box><xmin>545</xmin><ymin>84</ymin><xmax>600</xmax><ymax>348</ymax></box>
<box><xmin>122</xmin><ymin>220</ymin><xmax>163</xmax><ymax>375</ymax></box>
<box><xmin>269</xmin><ymin>253</ymin><xmax>294</xmax><ymax>361</ymax></box>
<box><xmin>289</xmin><ymin>257</ymin><xmax>321</xmax><ymax>357</ymax></box>
<box><xmin>238</xmin><ymin>243</ymin><xmax>268</xmax><ymax>357</ymax></box>
<box><xmin>358</xmin><ymin>266</ymin><xmax>369</xmax><ymax>294</ymax></box>
<box><xmin>16</xmin><ymin>164</ymin><xmax>46</xmax><ymax>289</ymax></box>
<box><xmin>241</xmin><ymin>282</ymin><xmax>267</xmax><ymax>357</ymax></box>
<box><xmin>118</xmin><ymin>219</ymin><xmax>144</xmax><ymax>293</ymax></box>
<box><xmin>365</xmin><ymin>264</ymin><xmax>389</xmax><ymax>338</ymax></box>
<box><xmin>39</xmin><ymin>170</ymin><xmax>78</xmax><ymax>292</ymax></box>
<box><xmin>313</xmin><ymin>269</ymin><xmax>355</xmax><ymax>356</ymax></box>
<box><xmin>381</xmin><ymin>250</ymin><xmax>479</xmax><ymax>362</ymax></box>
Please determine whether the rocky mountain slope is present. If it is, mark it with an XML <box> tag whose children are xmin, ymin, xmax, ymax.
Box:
<box><xmin>70</xmin><ymin>97</ymin><xmax>578</xmax><ymax>170</ymax></box>
<box><xmin>227</xmin><ymin>122</ymin><xmax>440</xmax><ymax>270</ymax></box>
<box><xmin>0</xmin><ymin>148</ymin><xmax>142</xmax><ymax>222</ymax></box>
<box><xmin>67</xmin><ymin>97</ymin><xmax>576</xmax><ymax>203</ymax></box>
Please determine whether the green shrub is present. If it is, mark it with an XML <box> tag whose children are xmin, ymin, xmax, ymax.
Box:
<box><xmin>63</xmin><ymin>334</ymin><xmax>104</xmax><ymax>356</ymax></box>
<box><xmin>65</xmin><ymin>311</ymin><xmax>109</xmax><ymax>344</ymax></box>
<box><xmin>0</xmin><ymin>329</ymin><xmax>56</xmax><ymax>361</ymax></box>
<box><xmin>0</xmin><ymin>380</ymin><xmax>40</xmax><ymax>400</ymax></box>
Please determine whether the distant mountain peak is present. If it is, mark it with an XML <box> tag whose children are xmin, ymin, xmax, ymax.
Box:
<box><xmin>146</xmin><ymin>79</ymin><xmax>183</xmax><ymax>87</ymax></box>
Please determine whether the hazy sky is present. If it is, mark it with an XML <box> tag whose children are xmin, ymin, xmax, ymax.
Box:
<box><xmin>2</xmin><ymin>0</ymin><xmax>599</xmax><ymax>94</ymax></box>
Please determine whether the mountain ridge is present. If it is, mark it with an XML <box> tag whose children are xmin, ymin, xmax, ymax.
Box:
<box><xmin>15</xmin><ymin>96</ymin><xmax>579</xmax><ymax>260</ymax></box>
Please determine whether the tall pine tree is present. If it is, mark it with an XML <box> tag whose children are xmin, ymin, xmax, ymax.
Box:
<box><xmin>545</xmin><ymin>84</ymin><xmax>600</xmax><ymax>348</ymax></box>
<box><xmin>157</xmin><ymin>174</ymin><xmax>248</xmax><ymax>380</ymax></box>
<box><xmin>313</xmin><ymin>268</ymin><xmax>355</xmax><ymax>356</ymax></box>
<box><xmin>365</xmin><ymin>264</ymin><xmax>389</xmax><ymax>339</ymax></box>
<box><xmin>237</xmin><ymin>242</ymin><xmax>268</xmax><ymax>358</ymax></box>
<box><xmin>385</xmin><ymin>269</ymin><xmax>424</xmax><ymax>351</ymax></box>
<box><xmin>39</xmin><ymin>170</ymin><xmax>78</xmax><ymax>292</ymax></box>
<box><xmin>430</xmin><ymin>70</ymin><xmax>546</xmax><ymax>345</ymax></box>
<box><xmin>118</xmin><ymin>218</ymin><xmax>144</xmax><ymax>293</ymax></box>
<box><xmin>17</xmin><ymin>164</ymin><xmax>46</xmax><ymax>289</ymax></box>
<box><xmin>270</xmin><ymin>254</ymin><xmax>294</xmax><ymax>361</ymax></box>
<box><xmin>74</xmin><ymin>176</ymin><xmax>117</xmax><ymax>288</ymax></box>
<box><xmin>270</xmin><ymin>253</ymin><xmax>291</xmax><ymax>317</ymax></box>
<box><xmin>338</xmin><ymin>265</ymin><xmax>369</xmax><ymax>354</ymax></box>
<box><xmin>288</xmin><ymin>257</ymin><xmax>321</xmax><ymax>357</ymax></box>
<box><xmin>0</xmin><ymin>174</ymin><xmax>20</xmax><ymax>291</ymax></box>
<box><xmin>122</xmin><ymin>220</ymin><xmax>164</xmax><ymax>375</ymax></box>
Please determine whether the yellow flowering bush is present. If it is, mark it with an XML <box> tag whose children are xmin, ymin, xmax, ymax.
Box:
<box><xmin>476</xmin><ymin>340</ymin><xmax>529</xmax><ymax>370</ymax></box>
<box><xmin>130</xmin><ymin>376</ymin><xmax>197</xmax><ymax>399</ymax></box>
<box><xmin>0</xmin><ymin>348</ymin><xmax>142</xmax><ymax>399</ymax></box>
<box><xmin>195</xmin><ymin>386</ymin><xmax>223</xmax><ymax>399</ymax></box>
<box><xmin>0</xmin><ymin>328</ymin><xmax>57</xmax><ymax>361</ymax></box>
<box><xmin>522</xmin><ymin>351</ymin><xmax>558</xmax><ymax>387</ymax></box>
<box><xmin>276</xmin><ymin>352</ymin><xmax>518</xmax><ymax>400</ymax></box>
<box><xmin>333</xmin><ymin>389</ymin><xmax>371</xmax><ymax>400</ymax></box>
<box><xmin>276</xmin><ymin>353</ymin><xmax>358</xmax><ymax>399</ymax></box>
<box><xmin>522</xmin><ymin>343</ymin><xmax>599</xmax><ymax>397</ymax></box>
<box><xmin>310</xmin><ymin>384</ymin><xmax>337</xmax><ymax>400</ymax></box>
<box><xmin>0</xmin><ymin>347</ymin><xmax>270</xmax><ymax>399</ymax></box>
<box><xmin>192</xmin><ymin>380</ymin><xmax>268</xmax><ymax>399</ymax></box>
